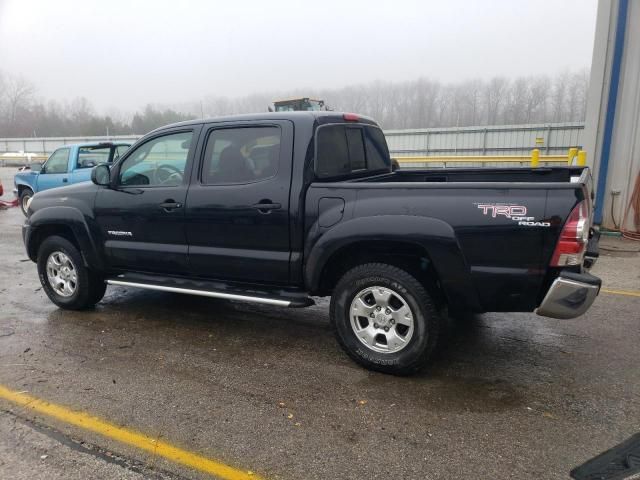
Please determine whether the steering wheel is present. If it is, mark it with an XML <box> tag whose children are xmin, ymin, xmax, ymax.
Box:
<box><xmin>154</xmin><ymin>164</ymin><xmax>184</xmax><ymax>185</ymax></box>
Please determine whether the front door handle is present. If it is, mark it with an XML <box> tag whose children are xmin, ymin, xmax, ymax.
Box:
<box><xmin>62</xmin><ymin>178</ymin><xmax>68</xmax><ymax>183</ymax></box>
<box><xmin>252</xmin><ymin>201</ymin><xmax>281</xmax><ymax>213</ymax></box>
<box><xmin>159</xmin><ymin>200</ymin><xmax>183</xmax><ymax>211</ymax></box>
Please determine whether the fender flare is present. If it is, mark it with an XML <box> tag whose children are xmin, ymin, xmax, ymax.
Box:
<box><xmin>304</xmin><ymin>215</ymin><xmax>481</xmax><ymax>311</ymax></box>
<box><xmin>26</xmin><ymin>206</ymin><xmax>104</xmax><ymax>270</ymax></box>
<box><xmin>14</xmin><ymin>176</ymin><xmax>36</xmax><ymax>194</ymax></box>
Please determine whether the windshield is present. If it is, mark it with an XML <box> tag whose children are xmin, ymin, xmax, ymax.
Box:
<box><xmin>305</xmin><ymin>100</ymin><xmax>323</xmax><ymax>111</ymax></box>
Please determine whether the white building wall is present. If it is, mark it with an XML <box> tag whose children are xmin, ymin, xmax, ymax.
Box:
<box><xmin>584</xmin><ymin>0</ymin><xmax>640</xmax><ymax>231</ymax></box>
<box><xmin>606</xmin><ymin>0</ymin><xmax>640</xmax><ymax>231</ymax></box>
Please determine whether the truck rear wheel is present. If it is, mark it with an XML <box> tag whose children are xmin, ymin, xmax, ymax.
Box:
<box><xmin>37</xmin><ymin>236</ymin><xmax>106</xmax><ymax>310</ymax></box>
<box><xmin>330</xmin><ymin>263</ymin><xmax>441</xmax><ymax>375</ymax></box>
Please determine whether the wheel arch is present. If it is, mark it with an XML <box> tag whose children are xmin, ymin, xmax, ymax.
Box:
<box><xmin>305</xmin><ymin>215</ymin><xmax>482</xmax><ymax>312</ymax></box>
<box><xmin>15</xmin><ymin>172</ymin><xmax>37</xmax><ymax>192</ymax></box>
<box><xmin>26</xmin><ymin>207</ymin><xmax>104</xmax><ymax>270</ymax></box>
<box><xmin>17</xmin><ymin>184</ymin><xmax>33</xmax><ymax>195</ymax></box>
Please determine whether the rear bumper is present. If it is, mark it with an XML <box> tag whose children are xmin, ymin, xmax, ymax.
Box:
<box><xmin>536</xmin><ymin>271</ymin><xmax>601</xmax><ymax>319</ymax></box>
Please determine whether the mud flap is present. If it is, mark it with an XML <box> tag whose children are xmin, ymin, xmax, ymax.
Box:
<box><xmin>571</xmin><ymin>433</ymin><xmax>640</xmax><ymax>480</ymax></box>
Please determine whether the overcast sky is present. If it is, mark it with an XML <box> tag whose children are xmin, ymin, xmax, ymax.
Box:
<box><xmin>0</xmin><ymin>0</ymin><xmax>598</xmax><ymax>112</ymax></box>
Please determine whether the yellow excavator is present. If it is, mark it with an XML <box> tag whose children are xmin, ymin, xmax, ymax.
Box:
<box><xmin>270</xmin><ymin>98</ymin><xmax>328</xmax><ymax>112</ymax></box>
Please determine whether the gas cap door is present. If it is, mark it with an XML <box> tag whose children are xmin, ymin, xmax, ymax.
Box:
<box><xmin>318</xmin><ymin>197</ymin><xmax>345</xmax><ymax>228</ymax></box>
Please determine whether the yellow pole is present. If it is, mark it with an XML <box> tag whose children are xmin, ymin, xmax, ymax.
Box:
<box><xmin>531</xmin><ymin>149</ymin><xmax>540</xmax><ymax>168</ymax></box>
<box><xmin>577</xmin><ymin>150</ymin><xmax>587</xmax><ymax>166</ymax></box>
<box><xmin>567</xmin><ymin>147</ymin><xmax>578</xmax><ymax>165</ymax></box>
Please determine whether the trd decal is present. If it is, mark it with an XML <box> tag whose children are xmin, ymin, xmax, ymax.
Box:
<box><xmin>107</xmin><ymin>230</ymin><xmax>133</xmax><ymax>237</ymax></box>
<box><xmin>475</xmin><ymin>203</ymin><xmax>550</xmax><ymax>227</ymax></box>
<box><xmin>477</xmin><ymin>204</ymin><xmax>527</xmax><ymax>218</ymax></box>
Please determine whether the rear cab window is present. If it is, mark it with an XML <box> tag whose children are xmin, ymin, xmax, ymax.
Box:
<box><xmin>315</xmin><ymin>124</ymin><xmax>390</xmax><ymax>179</ymax></box>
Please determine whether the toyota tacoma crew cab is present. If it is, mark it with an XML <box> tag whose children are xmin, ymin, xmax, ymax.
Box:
<box><xmin>22</xmin><ymin>112</ymin><xmax>601</xmax><ymax>374</ymax></box>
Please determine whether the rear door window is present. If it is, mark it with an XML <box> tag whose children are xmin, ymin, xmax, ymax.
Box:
<box><xmin>201</xmin><ymin>126</ymin><xmax>281</xmax><ymax>185</ymax></box>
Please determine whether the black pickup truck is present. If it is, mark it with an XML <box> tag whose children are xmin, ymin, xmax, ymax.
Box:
<box><xmin>22</xmin><ymin>112</ymin><xmax>601</xmax><ymax>374</ymax></box>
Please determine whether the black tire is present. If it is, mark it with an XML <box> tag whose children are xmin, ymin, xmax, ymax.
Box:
<box><xmin>19</xmin><ymin>188</ymin><xmax>33</xmax><ymax>216</ymax></box>
<box><xmin>37</xmin><ymin>235</ymin><xmax>106</xmax><ymax>310</ymax></box>
<box><xmin>330</xmin><ymin>263</ymin><xmax>442</xmax><ymax>375</ymax></box>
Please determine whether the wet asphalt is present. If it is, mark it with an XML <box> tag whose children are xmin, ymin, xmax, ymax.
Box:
<box><xmin>1</xmin><ymin>166</ymin><xmax>639</xmax><ymax>479</ymax></box>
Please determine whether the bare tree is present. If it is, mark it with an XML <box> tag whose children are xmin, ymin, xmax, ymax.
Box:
<box><xmin>0</xmin><ymin>72</ymin><xmax>6</xmax><ymax>117</ymax></box>
<box><xmin>551</xmin><ymin>71</ymin><xmax>569</xmax><ymax>122</ymax></box>
<box><xmin>460</xmin><ymin>79</ymin><xmax>484</xmax><ymax>126</ymax></box>
<box><xmin>524</xmin><ymin>76</ymin><xmax>551</xmax><ymax>123</ymax></box>
<box><xmin>485</xmin><ymin>77</ymin><xmax>509</xmax><ymax>125</ymax></box>
<box><xmin>504</xmin><ymin>78</ymin><xmax>528</xmax><ymax>124</ymax></box>
<box><xmin>566</xmin><ymin>69</ymin><xmax>589</xmax><ymax>121</ymax></box>
<box><xmin>4</xmin><ymin>74</ymin><xmax>35</xmax><ymax>126</ymax></box>
<box><xmin>0</xmin><ymin>68</ymin><xmax>592</xmax><ymax>137</ymax></box>
<box><xmin>68</xmin><ymin>97</ymin><xmax>95</xmax><ymax>123</ymax></box>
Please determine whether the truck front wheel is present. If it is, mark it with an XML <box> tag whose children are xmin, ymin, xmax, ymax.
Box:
<box><xmin>19</xmin><ymin>188</ymin><xmax>33</xmax><ymax>216</ymax></box>
<box><xmin>36</xmin><ymin>236</ymin><xmax>106</xmax><ymax>310</ymax></box>
<box><xmin>330</xmin><ymin>263</ymin><xmax>442</xmax><ymax>375</ymax></box>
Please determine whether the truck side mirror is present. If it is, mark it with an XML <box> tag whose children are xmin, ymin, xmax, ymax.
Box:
<box><xmin>91</xmin><ymin>164</ymin><xmax>111</xmax><ymax>186</ymax></box>
<box><xmin>30</xmin><ymin>162</ymin><xmax>42</xmax><ymax>173</ymax></box>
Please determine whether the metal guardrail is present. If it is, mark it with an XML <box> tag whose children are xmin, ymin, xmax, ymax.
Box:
<box><xmin>385</xmin><ymin>122</ymin><xmax>585</xmax><ymax>157</ymax></box>
<box><xmin>0</xmin><ymin>135</ymin><xmax>141</xmax><ymax>157</ymax></box>
<box><xmin>0</xmin><ymin>155</ymin><xmax>48</xmax><ymax>167</ymax></box>
<box><xmin>3</xmin><ymin>149</ymin><xmax>588</xmax><ymax>169</ymax></box>
<box><xmin>393</xmin><ymin>148</ymin><xmax>587</xmax><ymax>168</ymax></box>
<box><xmin>1</xmin><ymin>123</ymin><xmax>585</xmax><ymax>157</ymax></box>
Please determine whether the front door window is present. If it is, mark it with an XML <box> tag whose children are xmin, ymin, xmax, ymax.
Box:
<box><xmin>118</xmin><ymin>132</ymin><xmax>193</xmax><ymax>187</ymax></box>
<box><xmin>44</xmin><ymin>148</ymin><xmax>70</xmax><ymax>174</ymax></box>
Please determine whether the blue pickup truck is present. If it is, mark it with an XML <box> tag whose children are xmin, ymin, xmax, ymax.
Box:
<box><xmin>14</xmin><ymin>142</ymin><xmax>130</xmax><ymax>215</ymax></box>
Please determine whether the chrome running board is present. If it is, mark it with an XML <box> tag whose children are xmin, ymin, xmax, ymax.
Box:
<box><xmin>106</xmin><ymin>279</ymin><xmax>293</xmax><ymax>307</ymax></box>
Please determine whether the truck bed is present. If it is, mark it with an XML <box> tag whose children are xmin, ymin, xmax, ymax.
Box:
<box><xmin>306</xmin><ymin>166</ymin><xmax>591</xmax><ymax>313</ymax></box>
<box><xmin>354</xmin><ymin>166</ymin><xmax>586</xmax><ymax>184</ymax></box>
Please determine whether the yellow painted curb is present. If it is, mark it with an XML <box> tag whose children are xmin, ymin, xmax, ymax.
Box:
<box><xmin>601</xmin><ymin>288</ymin><xmax>640</xmax><ymax>298</ymax></box>
<box><xmin>0</xmin><ymin>384</ymin><xmax>262</xmax><ymax>480</ymax></box>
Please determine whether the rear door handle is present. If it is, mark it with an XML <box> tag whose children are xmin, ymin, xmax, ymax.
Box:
<box><xmin>252</xmin><ymin>201</ymin><xmax>281</xmax><ymax>213</ymax></box>
<box><xmin>62</xmin><ymin>178</ymin><xmax>68</xmax><ymax>183</ymax></box>
<box><xmin>159</xmin><ymin>201</ymin><xmax>183</xmax><ymax>211</ymax></box>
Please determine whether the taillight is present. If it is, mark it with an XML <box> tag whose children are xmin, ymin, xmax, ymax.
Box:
<box><xmin>343</xmin><ymin>113</ymin><xmax>359</xmax><ymax>122</ymax></box>
<box><xmin>550</xmin><ymin>200</ymin><xmax>590</xmax><ymax>266</ymax></box>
